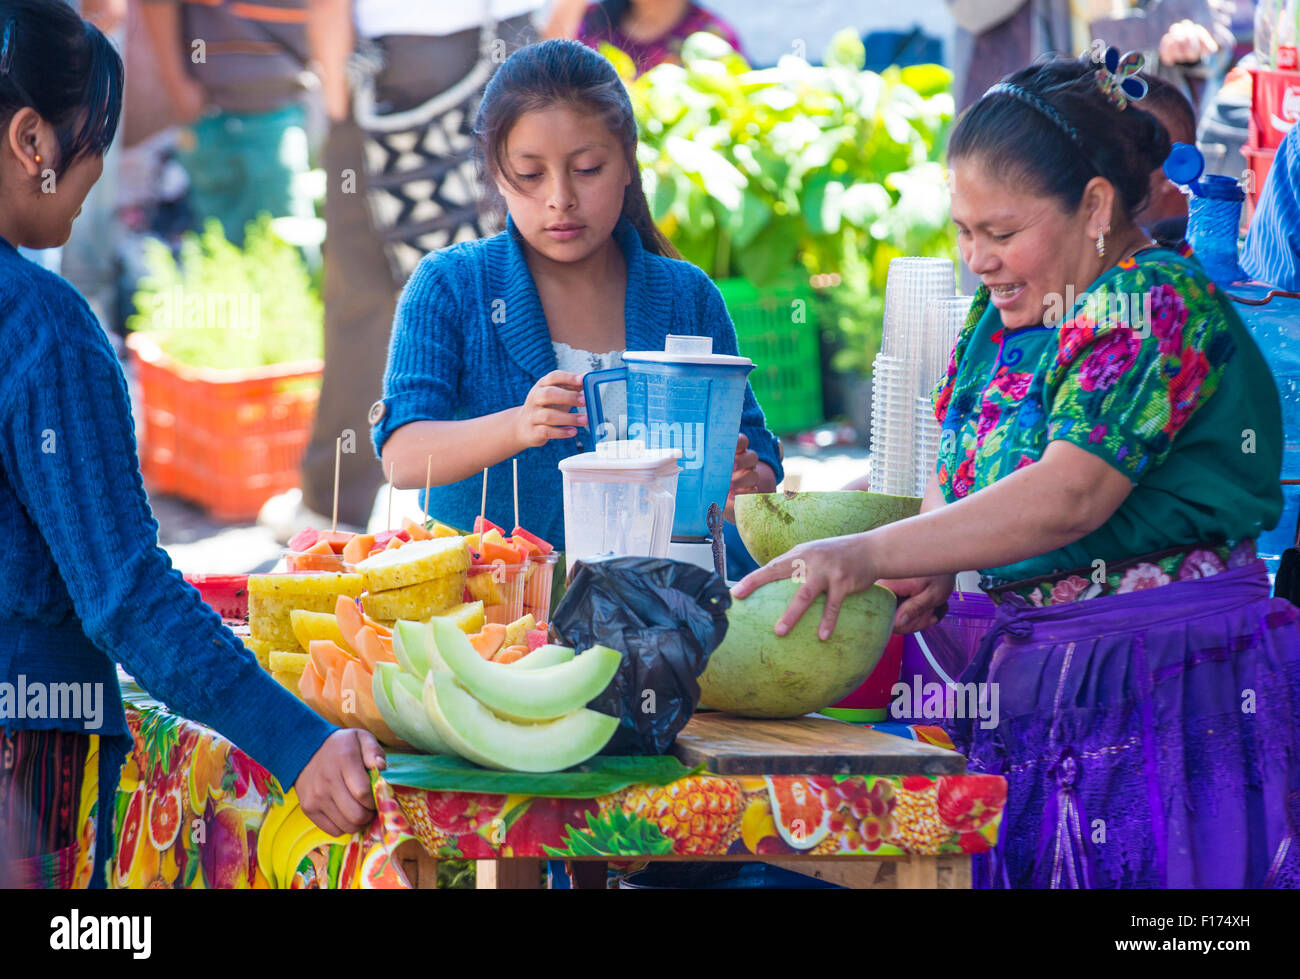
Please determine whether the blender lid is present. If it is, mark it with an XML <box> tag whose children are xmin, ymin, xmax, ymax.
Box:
<box><xmin>623</xmin><ymin>334</ymin><xmax>752</xmax><ymax>367</ymax></box>
<box><xmin>559</xmin><ymin>439</ymin><xmax>683</xmax><ymax>476</ymax></box>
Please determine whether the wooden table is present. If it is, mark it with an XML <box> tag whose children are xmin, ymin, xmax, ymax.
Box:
<box><xmin>457</xmin><ymin>713</ymin><xmax>993</xmax><ymax>890</ymax></box>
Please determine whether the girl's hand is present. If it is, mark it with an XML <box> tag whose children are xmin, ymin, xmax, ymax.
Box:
<box><xmin>515</xmin><ymin>370</ymin><xmax>587</xmax><ymax>449</ymax></box>
<box><xmin>296</xmin><ymin>729</ymin><xmax>385</xmax><ymax>837</ymax></box>
<box><xmin>724</xmin><ymin>433</ymin><xmax>763</xmax><ymax>521</ymax></box>
<box><xmin>878</xmin><ymin>574</ymin><xmax>955</xmax><ymax>634</ymax></box>
<box><xmin>731</xmin><ymin>533</ymin><xmax>879</xmax><ymax>641</ymax></box>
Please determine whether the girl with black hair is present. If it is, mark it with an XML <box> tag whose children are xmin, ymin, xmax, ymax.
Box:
<box><xmin>373</xmin><ymin>39</ymin><xmax>782</xmax><ymax>549</ymax></box>
<box><xmin>0</xmin><ymin>0</ymin><xmax>383</xmax><ymax>890</ymax></box>
<box><xmin>737</xmin><ymin>54</ymin><xmax>1300</xmax><ymax>888</ymax></box>
<box><xmin>576</xmin><ymin>0</ymin><xmax>744</xmax><ymax>76</ymax></box>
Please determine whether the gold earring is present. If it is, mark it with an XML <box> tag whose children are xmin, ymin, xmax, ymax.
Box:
<box><xmin>1096</xmin><ymin>229</ymin><xmax>1106</xmax><ymax>258</ymax></box>
<box><xmin>33</xmin><ymin>153</ymin><xmax>41</xmax><ymax>164</ymax></box>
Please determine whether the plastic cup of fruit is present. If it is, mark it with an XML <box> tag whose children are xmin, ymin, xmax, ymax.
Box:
<box><xmin>466</xmin><ymin>559</ymin><xmax>527</xmax><ymax>625</ymax></box>
<box><xmin>522</xmin><ymin>551</ymin><xmax>560</xmax><ymax>624</ymax></box>
<box><xmin>283</xmin><ymin>550</ymin><xmax>349</xmax><ymax>574</ymax></box>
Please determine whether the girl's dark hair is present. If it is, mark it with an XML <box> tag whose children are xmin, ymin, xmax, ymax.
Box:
<box><xmin>474</xmin><ymin>39</ymin><xmax>679</xmax><ymax>259</ymax></box>
<box><xmin>948</xmin><ymin>56</ymin><xmax>1171</xmax><ymax>223</ymax></box>
<box><xmin>0</xmin><ymin>0</ymin><xmax>123</xmax><ymax>175</ymax></box>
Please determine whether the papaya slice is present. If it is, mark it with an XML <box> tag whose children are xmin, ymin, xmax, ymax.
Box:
<box><xmin>342</xmin><ymin>534</ymin><xmax>376</xmax><ymax>566</ymax></box>
<box><xmin>492</xmin><ymin>644</ymin><xmax>529</xmax><ymax>665</ymax></box>
<box><xmin>339</xmin><ymin>661</ymin><xmax>407</xmax><ymax>747</ymax></box>
<box><xmin>402</xmin><ymin>517</ymin><xmax>433</xmax><ymax>541</ymax></box>
<box><xmin>361</xmin><ymin>614</ymin><xmax>392</xmax><ymax>639</ymax></box>
<box><xmin>320</xmin><ymin>665</ymin><xmax>360</xmax><ymax>729</ymax></box>
<box><xmin>469</xmin><ymin>623</ymin><xmax>508</xmax><ymax>660</ymax></box>
<box><xmin>355</xmin><ymin>625</ymin><xmax>398</xmax><ymax>672</ymax></box>
<box><xmin>298</xmin><ymin>662</ymin><xmax>344</xmax><ymax>727</ymax></box>
<box><xmin>335</xmin><ymin>595</ymin><xmax>366</xmax><ymax>650</ymax></box>
<box><xmin>309</xmin><ymin>639</ymin><xmax>354</xmax><ymax>680</ymax></box>
<box><xmin>304</xmin><ymin>539</ymin><xmax>335</xmax><ymax>556</ymax></box>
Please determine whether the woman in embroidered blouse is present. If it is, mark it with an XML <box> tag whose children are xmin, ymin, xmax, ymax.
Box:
<box><xmin>736</xmin><ymin>56</ymin><xmax>1300</xmax><ymax>889</ymax></box>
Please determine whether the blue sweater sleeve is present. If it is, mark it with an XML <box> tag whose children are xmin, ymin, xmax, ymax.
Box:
<box><xmin>694</xmin><ymin>270</ymin><xmax>785</xmax><ymax>484</ymax></box>
<box><xmin>0</xmin><ymin>288</ymin><xmax>335</xmax><ymax>788</ymax></box>
<box><xmin>371</xmin><ymin>251</ymin><xmax>464</xmax><ymax>457</ymax></box>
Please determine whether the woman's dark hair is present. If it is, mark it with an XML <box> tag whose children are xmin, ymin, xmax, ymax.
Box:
<box><xmin>582</xmin><ymin>1</ymin><xmax>632</xmax><ymax>36</ymax></box>
<box><xmin>948</xmin><ymin>56</ymin><xmax>1172</xmax><ymax>223</ymax></box>
<box><xmin>474</xmin><ymin>39</ymin><xmax>679</xmax><ymax>259</ymax></box>
<box><xmin>0</xmin><ymin>0</ymin><xmax>123</xmax><ymax>175</ymax></box>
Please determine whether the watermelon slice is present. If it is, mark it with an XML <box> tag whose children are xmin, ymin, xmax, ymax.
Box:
<box><xmin>511</xmin><ymin>527</ymin><xmax>553</xmax><ymax>555</ymax></box>
<box><xmin>525</xmin><ymin>628</ymin><xmax>548</xmax><ymax>651</ymax></box>
<box><xmin>288</xmin><ymin>528</ymin><xmax>321</xmax><ymax>552</ymax></box>
<box><xmin>374</xmin><ymin>530</ymin><xmax>411</xmax><ymax>547</ymax></box>
<box><xmin>474</xmin><ymin>516</ymin><xmax>505</xmax><ymax>537</ymax></box>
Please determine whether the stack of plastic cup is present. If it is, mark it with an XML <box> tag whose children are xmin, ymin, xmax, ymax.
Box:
<box><xmin>870</xmin><ymin>258</ymin><xmax>955</xmax><ymax>497</ymax></box>
<box><xmin>913</xmin><ymin>396</ymin><xmax>942</xmax><ymax>496</ymax></box>
<box><xmin>911</xmin><ymin>295</ymin><xmax>972</xmax><ymax>494</ymax></box>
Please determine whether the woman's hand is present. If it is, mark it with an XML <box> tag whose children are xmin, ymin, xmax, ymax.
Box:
<box><xmin>515</xmin><ymin>370</ymin><xmax>587</xmax><ymax>449</ymax></box>
<box><xmin>732</xmin><ymin>533</ymin><xmax>879</xmax><ymax>641</ymax></box>
<box><xmin>295</xmin><ymin>729</ymin><xmax>386</xmax><ymax>837</ymax></box>
<box><xmin>879</xmin><ymin>574</ymin><xmax>955</xmax><ymax>634</ymax></box>
<box><xmin>724</xmin><ymin>434</ymin><xmax>776</xmax><ymax>521</ymax></box>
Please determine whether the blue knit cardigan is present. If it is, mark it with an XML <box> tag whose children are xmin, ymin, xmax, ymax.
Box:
<box><xmin>0</xmin><ymin>237</ymin><xmax>334</xmax><ymax>884</ymax></box>
<box><xmin>372</xmin><ymin>214</ymin><xmax>784</xmax><ymax>543</ymax></box>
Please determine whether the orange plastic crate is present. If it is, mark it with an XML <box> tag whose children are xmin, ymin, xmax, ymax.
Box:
<box><xmin>127</xmin><ymin>333</ymin><xmax>323</xmax><ymax>521</ymax></box>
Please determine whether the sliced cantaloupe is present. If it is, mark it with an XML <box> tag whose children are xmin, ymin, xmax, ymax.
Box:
<box><xmin>354</xmin><ymin>625</ymin><xmax>397</xmax><ymax>672</ymax></box>
<box><xmin>290</xmin><ymin>609</ymin><xmax>352</xmax><ymax>654</ymax></box>
<box><xmin>361</xmin><ymin>613</ymin><xmax>392</xmax><ymax>638</ymax></box>
<box><xmin>510</xmin><ymin>644</ymin><xmax>575</xmax><ymax>670</ymax></box>
<box><xmin>340</xmin><ymin>660</ymin><xmax>407</xmax><ymax>747</ymax></box>
<box><xmin>469</xmin><ymin>623</ymin><xmax>508</xmax><ymax>660</ymax></box>
<box><xmin>421</xmin><ymin>671</ymin><xmax>618</xmax><ymax>772</ymax></box>
<box><xmin>492</xmin><ymin>644</ymin><xmax>529</xmax><ymax>665</ymax></box>
<box><xmin>430</xmin><ymin>619</ymin><xmax>621</xmax><ymax>722</ymax></box>
<box><xmin>298</xmin><ymin>661</ymin><xmax>343</xmax><ymax>726</ymax></box>
<box><xmin>304</xmin><ymin>539</ymin><xmax>335</xmax><ymax>556</ymax></box>
<box><xmin>309</xmin><ymin>639</ymin><xmax>354</xmax><ymax>682</ymax></box>
<box><xmin>319</xmin><ymin>665</ymin><xmax>359</xmax><ymax>729</ymax></box>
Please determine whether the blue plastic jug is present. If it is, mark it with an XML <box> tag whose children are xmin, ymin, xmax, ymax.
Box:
<box><xmin>583</xmin><ymin>336</ymin><xmax>753</xmax><ymax>539</ymax></box>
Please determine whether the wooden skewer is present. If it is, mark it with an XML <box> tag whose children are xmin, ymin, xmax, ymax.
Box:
<box><xmin>512</xmin><ymin>458</ymin><xmax>519</xmax><ymax>531</ymax></box>
<box><xmin>386</xmin><ymin>461</ymin><xmax>395</xmax><ymax>531</ymax></box>
<box><xmin>479</xmin><ymin>467</ymin><xmax>488</xmax><ymax>533</ymax></box>
<box><xmin>331</xmin><ymin>436</ymin><xmax>341</xmax><ymax>533</ymax></box>
<box><xmin>423</xmin><ymin>456</ymin><xmax>432</xmax><ymax>526</ymax></box>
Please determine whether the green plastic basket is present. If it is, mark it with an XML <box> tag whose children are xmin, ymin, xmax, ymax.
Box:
<box><xmin>716</xmin><ymin>277</ymin><xmax>823</xmax><ymax>436</ymax></box>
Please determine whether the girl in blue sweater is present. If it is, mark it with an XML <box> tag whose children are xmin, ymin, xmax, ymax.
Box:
<box><xmin>373</xmin><ymin>40</ymin><xmax>783</xmax><ymax>546</ymax></box>
<box><xmin>0</xmin><ymin>0</ymin><xmax>380</xmax><ymax>889</ymax></box>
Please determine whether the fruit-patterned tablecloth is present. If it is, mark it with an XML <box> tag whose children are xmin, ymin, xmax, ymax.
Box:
<box><xmin>72</xmin><ymin>707</ymin><xmax>1005</xmax><ymax>887</ymax></box>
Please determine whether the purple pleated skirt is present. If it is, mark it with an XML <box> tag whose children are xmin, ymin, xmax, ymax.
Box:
<box><xmin>945</xmin><ymin>560</ymin><xmax>1300</xmax><ymax>888</ymax></box>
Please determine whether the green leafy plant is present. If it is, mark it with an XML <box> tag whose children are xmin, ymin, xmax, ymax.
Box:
<box><xmin>128</xmin><ymin>216</ymin><xmax>323</xmax><ymax>370</ymax></box>
<box><xmin>543</xmin><ymin>808</ymin><xmax>675</xmax><ymax>857</ymax></box>
<box><xmin>626</xmin><ymin>29</ymin><xmax>957</xmax><ymax>374</ymax></box>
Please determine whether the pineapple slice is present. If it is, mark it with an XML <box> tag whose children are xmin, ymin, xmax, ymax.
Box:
<box><xmin>437</xmin><ymin>601</ymin><xmax>485</xmax><ymax>634</ymax></box>
<box><xmin>290</xmin><ymin>610</ymin><xmax>351</xmax><ymax>654</ymax></box>
<box><xmin>269</xmin><ymin>650</ymin><xmax>310</xmax><ymax>675</ymax></box>
<box><xmin>355</xmin><ymin>537</ymin><xmax>469</xmax><ymax>593</ymax></box>
<box><xmin>431</xmin><ymin>522</ymin><xmax>461</xmax><ymax>538</ymax></box>
<box><xmin>502</xmin><ymin>613</ymin><xmax>536</xmax><ymax>649</ymax></box>
<box><xmin>270</xmin><ymin>670</ymin><xmax>304</xmax><ymax>698</ymax></box>
<box><xmin>242</xmin><ymin>637</ymin><xmax>274</xmax><ymax>670</ymax></box>
<box><xmin>360</xmin><ymin>572</ymin><xmax>467</xmax><ymax>622</ymax></box>
<box><xmin>248</xmin><ymin>573</ymin><xmax>364</xmax><ymax>598</ymax></box>
<box><xmin>465</xmin><ymin>570</ymin><xmax>503</xmax><ymax>606</ymax></box>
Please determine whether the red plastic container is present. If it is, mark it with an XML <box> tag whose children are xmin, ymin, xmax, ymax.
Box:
<box><xmin>1250</xmin><ymin>68</ymin><xmax>1300</xmax><ymax>150</ymax></box>
<box><xmin>1243</xmin><ymin>144</ymin><xmax>1276</xmax><ymax>225</ymax></box>
<box><xmin>820</xmin><ymin>634</ymin><xmax>905</xmax><ymax>722</ymax></box>
<box><xmin>184</xmin><ymin>573</ymin><xmax>250</xmax><ymax>620</ymax></box>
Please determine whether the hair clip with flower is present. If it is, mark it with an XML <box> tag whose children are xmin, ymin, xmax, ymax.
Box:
<box><xmin>1094</xmin><ymin>45</ymin><xmax>1148</xmax><ymax>110</ymax></box>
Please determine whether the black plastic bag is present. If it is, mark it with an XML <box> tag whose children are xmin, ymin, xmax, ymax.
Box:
<box><xmin>550</xmin><ymin>557</ymin><xmax>732</xmax><ymax>755</ymax></box>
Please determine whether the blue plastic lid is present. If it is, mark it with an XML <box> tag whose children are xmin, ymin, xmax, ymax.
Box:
<box><xmin>1197</xmin><ymin>174</ymin><xmax>1245</xmax><ymax>202</ymax></box>
<box><xmin>1163</xmin><ymin>142</ymin><xmax>1204</xmax><ymax>187</ymax></box>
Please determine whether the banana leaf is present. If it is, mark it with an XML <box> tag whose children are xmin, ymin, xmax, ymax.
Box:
<box><xmin>381</xmin><ymin>752</ymin><xmax>705</xmax><ymax>798</ymax></box>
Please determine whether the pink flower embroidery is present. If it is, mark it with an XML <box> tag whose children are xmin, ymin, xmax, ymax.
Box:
<box><xmin>1078</xmin><ymin>329</ymin><xmax>1142</xmax><ymax>392</ymax></box>
<box><xmin>953</xmin><ymin>455</ymin><xmax>976</xmax><ymax>499</ymax></box>
<box><xmin>1116</xmin><ymin>564</ymin><xmax>1171</xmax><ymax>593</ymax></box>
<box><xmin>976</xmin><ymin>400</ymin><xmax>1002</xmax><ymax>443</ymax></box>
<box><xmin>1177</xmin><ymin>549</ymin><xmax>1227</xmax><ymax>580</ymax></box>
<box><xmin>1028</xmin><ymin>588</ymin><xmax>1045</xmax><ymax>608</ymax></box>
<box><xmin>1014</xmin><ymin>454</ymin><xmax>1036</xmax><ymax>470</ymax></box>
<box><xmin>1050</xmin><ymin>575</ymin><xmax>1091</xmax><ymax>604</ymax></box>
<box><xmin>1088</xmin><ymin>424</ymin><xmax>1107</xmax><ymax>444</ymax></box>
<box><xmin>992</xmin><ymin>370</ymin><xmax>1033</xmax><ymax>401</ymax></box>
<box><xmin>1057</xmin><ymin>314</ymin><xmax>1097</xmax><ymax>365</ymax></box>
<box><xmin>1149</xmin><ymin>284</ymin><xmax>1188</xmax><ymax>355</ymax></box>
<box><xmin>1165</xmin><ymin>345</ymin><xmax>1210</xmax><ymax>435</ymax></box>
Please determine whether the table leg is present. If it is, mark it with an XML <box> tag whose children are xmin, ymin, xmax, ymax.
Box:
<box><xmin>896</xmin><ymin>854</ymin><xmax>971</xmax><ymax>889</ymax></box>
<box><xmin>395</xmin><ymin>839</ymin><xmax>438</xmax><ymax>889</ymax></box>
<box><xmin>476</xmin><ymin>858</ymin><xmax>544</xmax><ymax>889</ymax></box>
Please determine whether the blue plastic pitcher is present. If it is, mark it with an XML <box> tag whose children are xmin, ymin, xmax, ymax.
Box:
<box><xmin>1164</xmin><ymin>142</ymin><xmax>1246</xmax><ymax>283</ymax></box>
<box><xmin>583</xmin><ymin>336</ymin><xmax>753</xmax><ymax>539</ymax></box>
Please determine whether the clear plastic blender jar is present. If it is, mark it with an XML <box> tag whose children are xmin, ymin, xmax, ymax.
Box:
<box><xmin>558</xmin><ymin>440</ymin><xmax>682</xmax><ymax>565</ymax></box>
